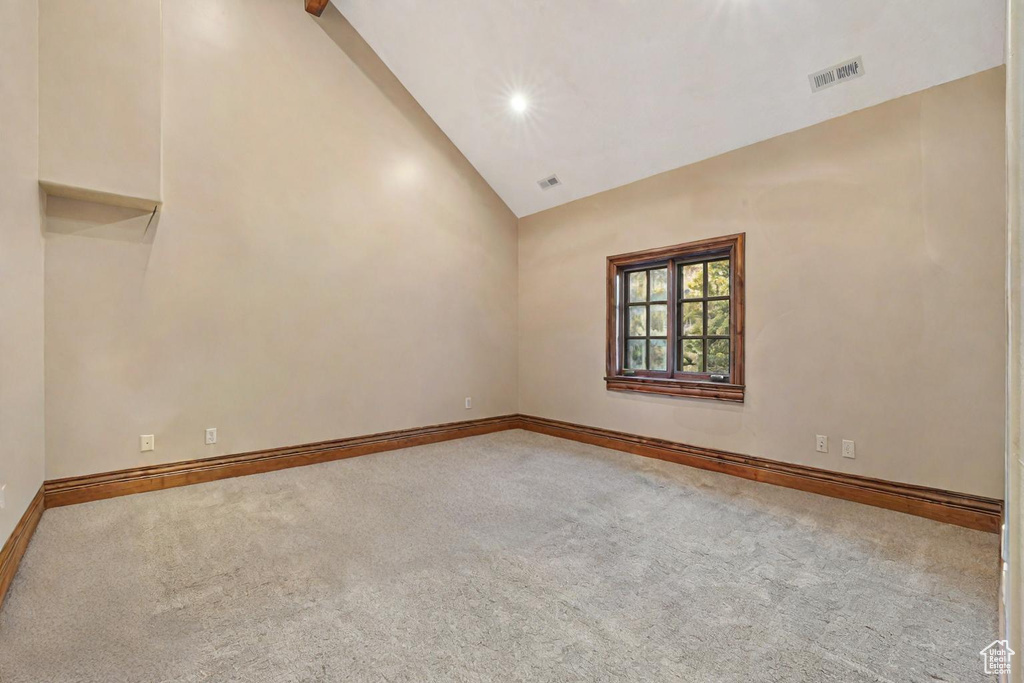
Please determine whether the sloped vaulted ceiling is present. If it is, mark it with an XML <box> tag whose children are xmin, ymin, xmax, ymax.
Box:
<box><xmin>334</xmin><ymin>0</ymin><xmax>1005</xmax><ymax>216</ymax></box>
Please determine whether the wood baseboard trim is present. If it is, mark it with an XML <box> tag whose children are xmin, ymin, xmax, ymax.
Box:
<box><xmin>517</xmin><ymin>415</ymin><xmax>1002</xmax><ymax>533</ymax></box>
<box><xmin>0</xmin><ymin>487</ymin><xmax>45</xmax><ymax>609</ymax></box>
<box><xmin>44</xmin><ymin>415</ymin><xmax>521</xmax><ymax>508</ymax></box>
<box><xmin>41</xmin><ymin>412</ymin><xmax>1001</xmax><ymax>533</ymax></box>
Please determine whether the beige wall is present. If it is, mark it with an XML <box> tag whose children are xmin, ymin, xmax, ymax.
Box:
<box><xmin>44</xmin><ymin>0</ymin><xmax>518</xmax><ymax>479</ymax></box>
<box><xmin>39</xmin><ymin>0</ymin><xmax>162</xmax><ymax>201</ymax></box>
<box><xmin>519</xmin><ymin>68</ymin><xmax>1007</xmax><ymax>498</ymax></box>
<box><xmin>0</xmin><ymin>0</ymin><xmax>46</xmax><ymax>540</ymax></box>
<box><xmin>33</xmin><ymin>1</ymin><xmax>1007</xmax><ymax>502</ymax></box>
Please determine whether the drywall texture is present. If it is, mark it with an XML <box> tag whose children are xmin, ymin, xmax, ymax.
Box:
<box><xmin>44</xmin><ymin>0</ymin><xmax>518</xmax><ymax>479</ymax></box>
<box><xmin>0</xmin><ymin>0</ymin><xmax>46</xmax><ymax>541</ymax></box>
<box><xmin>519</xmin><ymin>68</ymin><xmax>1006</xmax><ymax>499</ymax></box>
<box><xmin>38</xmin><ymin>0</ymin><xmax>162</xmax><ymax>201</ymax></box>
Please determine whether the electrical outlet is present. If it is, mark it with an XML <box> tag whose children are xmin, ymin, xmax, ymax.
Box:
<box><xmin>205</xmin><ymin>427</ymin><xmax>217</xmax><ymax>445</ymax></box>
<box><xmin>842</xmin><ymin>439</ymin><xmax>856</xmax><ymax>459</ymax></box>
<box><xmin>140</xmin><ymin>434</ymin><xmax>155</xmax><ymax>452</ymax></box>
<box><xmin>0</xmin><ymin>484</ymin><xmax>6</xmax><ymax>510</ymax></box>
<box><xmin>815</xmin><ymin>435</ymin><xmax>828</xmax><ymax>453</ymax></box>
<box><xmin>465</xmin><ymin>397</ymin><xmax>472</xmax><ymax>409</ymax></box>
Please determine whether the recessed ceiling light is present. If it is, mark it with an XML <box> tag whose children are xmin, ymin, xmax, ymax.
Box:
<box><xmin>510</xmin><ymin>93</ymin><xmax>529</xmax><ymax>114</ymax></box>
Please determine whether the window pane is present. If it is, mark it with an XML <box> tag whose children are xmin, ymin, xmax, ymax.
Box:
<box><xmin>708</xmin><ymin>260</ymin><xmax>730</xmax><ymax>297</ymax></box>
<box><xmin>707</xmin><ymin>300</ymin><xmax>729</xmax><ymax>336</ymax></box>
<box><xmin>682</xmin><ymin>263</ymin><xmax>704</xmax><ymax>299</ymax></box>
<box><xmin>628</xmin><ymin>272</ymin><xmax>647</xmax><ymax>302</ymax></box>
<box><xmin>649</xmin><ymin>304</ymin><xmax>667</xmax><ymax>336</ymax></box>
<box><xmin>627</xmin><ymin>339</ymin><xmax>646</xmax><ymax>369</ymax></box>
<box><xmin>681</xmin><ymin>339</ymin><xmax>703</xmax><ymax>373</ymax></box>
<box><xmin>649</xmin><ymin>340</ymin><xmax>667</xmax><ymax>370</ymax></box>
<box><xmin>649</xmin><ymin>268</ymin><xmax>668</xmax><ymax>301</ymax></box>
<box><xmin>707</xmin><ymin>339</ymin><xmax>729</xmax><ymax>373</ymax></box>
<box><xmin>628</xmin><ymin>306</ymin><xmax>647</xmax><ymax>336</ymax></box>
<box><xmin>681</xmin><ymin>302</ymin><xmax>703</xmax><ymax>336</ymax></box>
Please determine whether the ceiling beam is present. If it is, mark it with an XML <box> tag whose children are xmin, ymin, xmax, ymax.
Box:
<box><xmin>305</xmin><ymin>0</ymin><xmax>329</xmax><ymax>17</ymax></box>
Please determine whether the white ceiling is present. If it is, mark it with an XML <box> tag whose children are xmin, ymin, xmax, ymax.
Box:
<box><xmin>335</xmin><ymin>0</ymin><xmax>1005</xmax><ymax>217</ymax></box>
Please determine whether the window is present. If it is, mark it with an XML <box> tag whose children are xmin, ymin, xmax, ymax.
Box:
<box><xmin>606</xmin><ymin>233</ymin><xmax>745</xmax><ymax>401</ymax></box>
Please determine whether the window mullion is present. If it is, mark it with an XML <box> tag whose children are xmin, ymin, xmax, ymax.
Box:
<box><xmin>703</xmin><ymin>260</ymin><xmax>709</xmax><ymax>373</ymax></box>
<box><xmin>667</xmin><ymin>259</ymin><xmax>676</xmax><ymax>374</ymax></box>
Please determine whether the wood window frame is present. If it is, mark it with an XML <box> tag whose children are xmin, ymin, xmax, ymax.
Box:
<box><xmin>605</xmin><ymin>233</ymin><xmax>745</xmax><ymax>402</ymax></box>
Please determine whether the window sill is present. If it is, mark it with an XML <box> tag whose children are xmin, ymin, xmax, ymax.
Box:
<box><xmin>604</xmin><ymin>376</ymin><xmax>745</xmax><ymax>402</ymax></box>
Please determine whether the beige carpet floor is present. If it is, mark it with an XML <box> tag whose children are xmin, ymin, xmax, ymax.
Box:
<box><xmin>0</xmin><ymin>430</ymin><xmax>999</xmax><ymax>682</ymax></box>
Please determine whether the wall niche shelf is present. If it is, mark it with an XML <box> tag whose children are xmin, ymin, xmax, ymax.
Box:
<box><xmin>39</xmin><ymin>180</ymin><xmax>161</xmax><ymax>213</ymax></box>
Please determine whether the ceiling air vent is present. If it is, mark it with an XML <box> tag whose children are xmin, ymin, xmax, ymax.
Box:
<box><xmin>537</xmin><ymin>174</ymin><xmax>561</xmax><ymax>190</ymax></box>
<box><xmin>808</xmin><ymin>56</ymin><xmax>865</xmax><ymax>93</ymax></box>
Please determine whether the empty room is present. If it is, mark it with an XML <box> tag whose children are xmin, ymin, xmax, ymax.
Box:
<box><xmin>1</xmin><ymin>0</ymin><xmax>1023</xmax><ymax>681</ymax></box>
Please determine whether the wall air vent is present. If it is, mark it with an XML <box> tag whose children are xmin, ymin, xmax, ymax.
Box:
<box><xmin>809</xmin><ymin>56</ymin><xmax>865</xmax><ymax>93</ymax></box>
<box><xmin>537</xmin><ymin>174</ymin><xmax>561</xmax><ymax>190</ymax></box>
